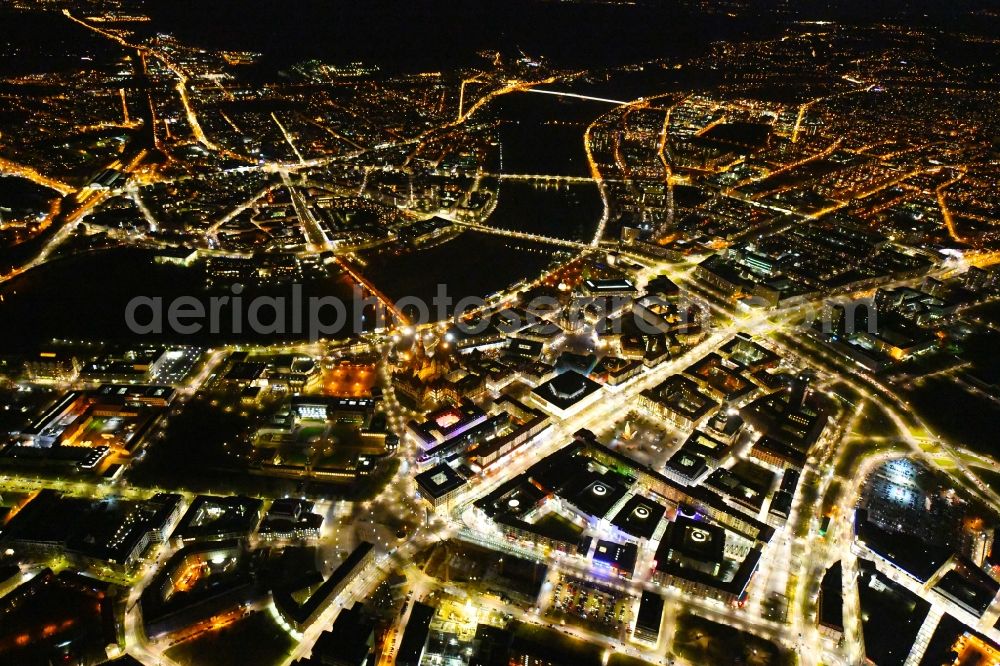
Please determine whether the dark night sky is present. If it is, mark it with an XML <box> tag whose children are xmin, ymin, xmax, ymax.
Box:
<box><xmin>141</xmin><ymin>0</ymin><xmax>997</xmax><ymax>73</ymax></box>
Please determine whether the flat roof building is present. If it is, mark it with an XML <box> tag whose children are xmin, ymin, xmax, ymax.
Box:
<box><xmin>415</xmin><ymin>464</ymin><xmax>468</xmax><ymax>511</ymax></box>
<box><xmin>274</xmin><ymin>542</ymin><xmax>376</xmax><ymax>632</ymax></box>
<box><xmin>397</xmin><ymin>602</ymin><xmax>435</xmax><ymax>666</ymax></box>
<box><xmin>592</xmin><ymin>540</ymin><xmax>638</xmax><ymax>579</ymax></box>
<box><xmin>639</xmin><ymin>375</ymin><xmax>719</xmax><ymax>429</ymax></box>
<box><xmin>932</xmin><ymin>564</ymin><xmax>1000</xmax><ymax>618</ymax></box>
<box><xmin>664</xmin><ymin>449</ymin><xmax>710</xmax><ymax>486</ymax></box>
<box><xmin>171</xmin><ymin>495</ymin><xmax>264</xmax><ymax>544</ymax></box>
<box><xmin>528</xmin><ymin>371</ymin><xmax>604</xmax><ymax>420</ymax></box>
<box><xmin>582</xmin><ymin>278</ymin><xmax>637</xmax><ymax>297</ymax></box>
<box><xmin>633</xmin><ymin>591</ymin><xmax>665</xmax><ymax>644</ymax></box>
<box><xmin>407</xmin><ymin>399</ymin><xmax>488</xmax><ymax>451</ymax></box>
<box><xmin>305</xmin><ymin>602</ymin><xmax>375</xmax><ymax>666</ymax></box>
<box><xmin>656</xmin><ymin>516</ymin><xmax>726</xmax><ymax>577</ymax></box>
<box><xmin>751</xmin><ymin>434</ymin><xmax>808</xmax><ymax>471</ymax></box>
<box><xmin>610</xmin><ymin>495</ymin><xmax>667</xmax><ymax>541</ymax></box>
<box><xmin>704</xmin><ymin>466</ymin><xmax>770</xmax><ymax>515</ymax></box>
<box><xmin>818</xmin><ymin>561</ymin><xmax>844</xmax><ymax>640</ymax></box>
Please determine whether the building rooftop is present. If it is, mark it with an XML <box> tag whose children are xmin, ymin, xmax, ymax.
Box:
<box><xmin>592</xmin><ymin>539</ymin><xmax>638</xmax><ymax>576</ymax></box>
<box><xmin>933</xmin><ymin>566</ymin><xmax>1000</xmax><ymax>617</ymax></box>
<box><xmin>684</xmin><ymin>352</ymin><xmax>754</xmax><ymax>401</ymax></box>
<box><xmin>582</xmin><ymin>278</ymin><xmax>636</xmax><ymax>295</ymax></box>
<box><xmin>642</xmin><ymin>375</ymin><xmax>719</xmax><ymax>423</ymax></box>
<box><xmin>704</xmin><ymin>466</ymin><xmax>770</xmax><ymax>513</ymax></box>
<box><xmin>664</xmin><ymin>449</ymin><xmax>709</xmax><ymax>484</ymax></box>
<box><xmin>530</xmin><ymin>371</ymin><xmax>602</xmax><ymax>412</ymax></box>
<box><xmin>415</xmin><ymin>464</ymin><xmax>467</xmax><ymax>501</ymax></box>
<box><xmin>818</xmin><ymin>561</ymin><xmax>844</xmax><ymax>632</ymax></box>
<box><xmin>310</xmin><ymin>603</ymin><xmax>375</xmax><ymax>666</ymax></box>
<box><xmin>635</xmin><ymin>591</ymin><xmax>665</xmax><ymax>637</ymax></box>
<box><xmin>172</xmin><ymin>495</ymin><xmax>264</xmax><ymax>543</ymax></box>
<box><xmin>274</xmin><ymin>542</ymin><xmax>375</xmax><ymax>627</ymax></box>
<box><xmin>679</xmin><ymin>429</ymin><xmax>731</xmax><ymax>463</ymax></box>
<box><xmin>854</xmin><ymin>510</ymin><xmax>951</xmax><ymax>583</ymax></box>
<box><xmin>565</xmin><ymin>473</ymin><xmax>629</xmax><ymax>520</ymax></box>
<box><xmin>610</xmin><ymin>494</ymin><xmax>667</xmax><ymax>540</ymax></box>
<box><xmin>397</xmin><ymin>602</ymin><xmax>435</xmax><ymax>666</ymax></box>
<box><xmin>658</xmin><ymin>516</ymin><xmax>726</xmax><ymax>567</ymax></box>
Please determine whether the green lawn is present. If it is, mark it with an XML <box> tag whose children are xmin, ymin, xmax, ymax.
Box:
<box><xmin>672</xmin><ymin>613</ymin><xmax>791</xmax><ymax>666</ymax></box>
<box><xmin>513</xmin><ymin>623</ymin><xmax>604</xmax><ymax>666</ymax></box>
<box><xmin>166</xmin><ymin>612</ymin><xmax>294</xmax><ymax>666</ymax></box>
<box><xmin>974</xmin><ymin>467</ymin><xmax>1000</xmax><ymax>494</ymax></box>
<box><xmin>532</xmin><ymin>512</ymin><xmax>584</xmax><ymax>543</ymax></box>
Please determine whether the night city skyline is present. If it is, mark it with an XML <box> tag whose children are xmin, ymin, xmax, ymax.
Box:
<box><xmin>0</xmin><ymin>2</ymin><xmax>999</xmax><ymax>666</ymax></box>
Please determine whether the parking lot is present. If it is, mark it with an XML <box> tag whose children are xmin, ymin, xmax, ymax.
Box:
<box><xmin>546</xmin><ymin>574</ymin><xmax>634</xmax><ymax>637</ymax></box>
